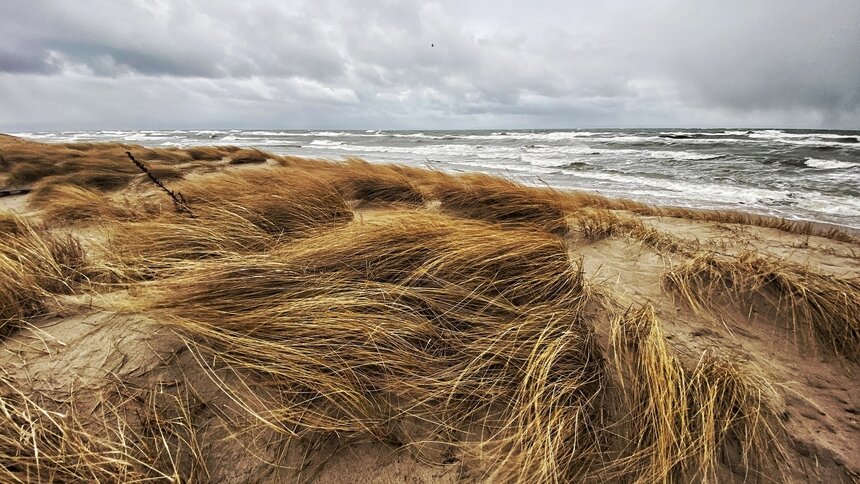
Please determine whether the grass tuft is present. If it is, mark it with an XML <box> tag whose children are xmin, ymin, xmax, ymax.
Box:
<box><xmin>0</xmin><ymin>220</ymin><xmax>90</xmax><ymax>339</ymax></box>
<box><xmin>605</xmin><ymin>305</ymin><xmax>786</xmax><ymax>482</ymax></box>
<box><xmin>433</xmin><ymin>173</ymin><xmax>570</xmax><ymax>234</ymax></box>
<box><xmin>664</xmin><ymin>251</ymin><xmax>860</xmax><ymax>360</ymax></box>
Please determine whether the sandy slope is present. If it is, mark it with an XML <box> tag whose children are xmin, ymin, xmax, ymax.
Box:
<box><xmin>1</xmin><ymin>134</ymin><xmax>858</xmax><ymax>482</ymax></box>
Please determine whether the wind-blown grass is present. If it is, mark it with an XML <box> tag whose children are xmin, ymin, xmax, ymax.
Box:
<box><xmin>0</xmin><ymin>221</ymin><xmax>89</xmax><ymax>339</ymax></box>
<box><xmin>663</xmin><ymin>251</ymin><xmax>860</xmax><ymax>360</ymax></box>
<box><xmin>605</xmin><ymin>305</ymin><xmax>786</xmax><ymax>482</ymax></box>
<box><xmin>177</xmin><ymin>167</ymin><xmax>353</xmax><ymax>237</ymax></box>
<box><xmin>432</xmin><ymin>173</ymin><xmax>571</xmax><ymax>234</ymax></box>
<box><xmin>1</xmin><ymin>136</ymin><xmax>855</xmax><ymax>481</ymax></box>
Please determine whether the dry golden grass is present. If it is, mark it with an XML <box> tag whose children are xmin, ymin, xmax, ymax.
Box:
<box><xmin>0</xmin><ymin>211</ymin><xmax>26</xmax><ymax>236</ymax></box>
<box><xmin>0</xmin><ymin>375</ymin><xmax>143</xmax><ymax>483</ymax></box>
<box><xmin>664</xmin><ymin>251</ymin><xmax>860</xmax><ymax>360</ymax></box>
<box><xmin>106</xmin><ymin>210</ymin><xmax>274</xmax><ymax>281</ymax></box>
<box><xmin>0</xmin><ymin>140</ymin><xmax>182</xmax><ymax>192</ymax></box>
<box><xmin>268</xmin><ymin>212</ymin><xmax>584</xmax><ymax>305</ymax></box>
<box><xmin>636</xmin><ymin>206</ymin><xmax>858</xmax><ymax>244</ymax></box>
<box><xmin>28</xmin><ymin>184</ymin><xmax>156</xmax><ymax>222</ymax></box>
<box><xmin>0</xmin><ymin>373</ymin><xmax>216</xmax><ymax>483</ymax></box>
<box><xmin>2</xmin><ymin>136</ymin><xmax>857</xmax><ymax>481</ymax></box>
<box><xmin>324</xmin><ymin>159</ymin><xmax>426</xmax><ymax>206</ymax></box>
<box><xmin>432</xmin><ymin>172</ymin><xmax>570</xmax><ymax>234</ymax></box>
<box><xmin>143</xmin><ymin>212</ymin><xmax>600</xmax><ymax>482</ymax></box>
<box><xmin>568</xmin><ymin>207</ymin><xmax>691</xmax><ymax>253</ymax></box>
<box><xmin>605</xmin><ymin>305</ymin><xmax>786</xmax><ymax>482</ymax></box>
<box><xmin>0</xmin><ymin>220</ymin><xmax>89</xmax><ymax>339</ymax></box>
<box><xmin>560</xmin><ymin>188</ymin><xmax>857</xmax><ymax>244</ymax></box>
<box><xmin>177</xmin><ymin>167</ymin><xmax>353</xmax><ymax>237</ymax></box>
<box><xmin>136</xmin><ymin>212</ymin><xmax>790</xmax><ymax>481</ymax></box>
<box><xmin>184</xmin><ymin>145</ymin><xmax>239</xmax><ymax>161</ymax></box>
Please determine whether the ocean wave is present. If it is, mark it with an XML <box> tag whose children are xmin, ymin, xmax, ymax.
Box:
<box><xmin>308</xmin><ymin>139</ymin><xmax>344</xmax><ymax>146</ymax></box>
<box><xmin>643</xmin><ymin>150</ymin><xmax>724</xmax><ymax>161</ymax></box>
<box><xmin>243</xmin><ymin>130</ymin><xmax>295</xmax><ymax>136</ymax></box>
<box><xmin>460</xmin><ymin>131</ymin><xmax>610</xmax><ymax>142</ymax></box>
<box><xmin>445</xmin><ymin>160</ymin><xmax>558</xmax><ymax>175</ymax></box>
<box><xmin>804</xmin><ymin>158</ymin><xmax>856</xmax><ymax>169</ymax></box>
<box><xmin>749</xmin><ymin>130</ymin><xmax>860</xmax><ymax>148</ymax></box>
<box><xmin>795</xmin><ymin>193</ymin><xmax>860</xmax><ymax>217</ymax></box>
<box><xmin>12</xmin><ymin>132</ymin><xmax>55</xmax><ymax>139</ymax></box>
<box><xmin>520</xmin><ymin>154</ymin><xmax>585</xmax><ymax>168</ymax></box>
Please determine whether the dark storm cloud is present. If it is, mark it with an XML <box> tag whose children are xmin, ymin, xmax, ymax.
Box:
<box><xmin>0</xmin><ymin>0</ymin><xmax>858</xmax><ymax>130</ymax></box>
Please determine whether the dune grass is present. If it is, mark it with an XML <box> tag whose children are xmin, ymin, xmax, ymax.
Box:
<box><xmin>0</xmin><ymin>375</ymin><xmax>143</xmax><ymax>483</ymax></box>
<box><xmin>176</xmin><ymin>167</ymin><xmax>353</xmax><ymax>237</ymax></box>
<box><xmin>432</xmin><ymin>173</ymin><xmax>571</xmax><ymax>234</ymax></box>
<box><xmin>102</xmin><ymin>167</ymin><xmax>352</xmax><ymax>280</ymax></box>
<box><xmin>28</xmin><ymin>184</ymin><xmax>156</xmax><ymax>222</ymax></box>
<box><xmin>664</xmin><ymin>251</ymin><xmax>860</xmax><ymax>360</ymax></box>
<box><xmin>136</xmin><ymin>211</ymin><xmax>789</xmax><ymax>481</ymax></box>
<box><xmin>0</xmin><ymin>211</ymin><xmax>26</xmax><ymax>236</ymax></box>
<box><xmin>0</xmin><ymin>140</ymin><xmax>182</xmax><ymax>192</ymax></box>
<box><xmin>267</xmin><ymin>212</ymin><xmax>585</xmax><ymax>305</ymax></box>
<box><xmin>0</xmin><ymin>372</ymin><xmax>218</xmax><ymax>483</ymax></box>
<box><xmin>605</xmin><ymin>305</ymin><xmax>786</xmax><ymax>482</ymax></box>
<box><xmin>568</xmin><ymin>206</ymin><xmax>691</xmax><ymax>254</ymax></box>
<box><xmin>1</xmin><ymin>137</ymin><xmax>856</xmax><ymax>481</ymax></box>
<box><xmin>143</xmin><ymin>211</ymin><xmax>601</xmax><ymax>482</ymax></box>
<box><xmin>324</xmin><ymin>159</ymin><xmax>426</xmax><ymax>206</ymax></box>
<box><xmin>0</xmin><ymin>219</ymin><xmax>89</xmax><ymax>339</ymax></box>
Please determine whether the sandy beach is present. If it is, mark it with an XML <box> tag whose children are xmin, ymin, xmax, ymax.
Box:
<box><xmin>1</xmin><ymin>133</ymin><xmax>858</xmax><ymax>482</ymax></box>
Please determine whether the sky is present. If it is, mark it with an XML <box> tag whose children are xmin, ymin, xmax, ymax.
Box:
<box><xmin>1</xmin><ymin>0</ymin><xmax>859</xmax><ymax>131</ymax></box>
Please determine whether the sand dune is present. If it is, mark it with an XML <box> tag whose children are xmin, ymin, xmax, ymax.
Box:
<box><xmin>1</xmin><ymin>134</ymin><xmax>858</xmax><ymax>482</ymax></box>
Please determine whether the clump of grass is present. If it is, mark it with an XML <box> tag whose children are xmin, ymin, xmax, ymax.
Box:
<box><xmin>569</xmin><ymin>207</ymin><xmax>691</xmax><ymax>254</ymax></box>
<box><xmin>561</xmin><ymin>187</ymin><xmax>858</xmax><ymax>244</ymax></box>
<box><xmin>433</xmin><ymin>173</ymin><xmax>570</xmax><ymax>234</ymax></box>
<box><xmin>0</xmin><ymin>211</ymin><xmax>26</xmax><ymax>236</ymax></box>
<box><xmin>144</xmin><ymin>210</ymin><xmax>601</xmax><ymax>481</ymax></box>
<box><xmin>0</xmin><ymin>138</ymin><xmax>182</xmax><ymax>192</ymax></box>
<box><xmin>228</xmin><ymin>148</ymin><xmax>270</xmax><ymax>165</ymax></box>
<box><xmin>274</xmin><ymin>212</ymin><xmax>584</xmax><ymax>305</ymax></box>
<box><xmin>178</xmin><ymin>167</ymin><xmax>353</xmax><ymax>237</ymax></box>
<box><xmin>0</xmin><ymin>373</ymin><xmax>219</xmax><ymax>482</ymax></box>
<box><xmin>605</xmin><ymin>305</ymin><xmax>786</xmax><ymax>482</ymax></box>
<box><xmin>328</xmin><ymin>159</ymin><xmax>426</xmax><ymax>206</ymax></box>
<box><xmin>28</xmin><ymin>184</ymin><xmax>148</xmax><ymax>222</ymax></box>
<box><xmin>141</xmin><ymin>213</ymin><xmax>790</xmax><ymax>481</ymax></box>
<box><xmin>106</xmin><ymin>210</ymin><xmax>275</xmax><ymax>280</ymax></box>
<box><xmin>185</xmin><ymin>146</ymin><xmax>240</xmax><ymax>161</ymax></box>
<box><xmin>0</xmin><ymin>220</ymin><xmax>90</xmax><ymax>339</ymax></box>
<box><xmin>0</xmin><ymin>251</ymin><xmax>47</xmax><ymax>338</ymax></box>
<box><xmin>638</xmin><ymin>206</ymin><xmax>859</xmax><ymax>244</ymax></box>
<box><xmin>0</xmin><ymin>375</ymin><xmax>145</xmax><ymax>482</ymax></box>
<box><xmin>663</xmin><ymin>251</ymin><xmax>860</xmax><ymax>360</ymax></box>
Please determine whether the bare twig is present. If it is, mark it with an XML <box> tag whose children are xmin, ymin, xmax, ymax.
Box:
<box><xmin>126</xmin><ymin>151</ymin><xmax>195</xmax><ymax>218</ymax></box>
<box><xmin>0</xmin><ymin>189</ymin><xmax>31</xmax><ymax>197</ymax></box>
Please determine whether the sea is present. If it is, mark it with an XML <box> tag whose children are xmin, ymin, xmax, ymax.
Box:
<box><xmin>12</xmin><ymin>128</ymin><xmax>860</xmax><ymax>230</ymax></box>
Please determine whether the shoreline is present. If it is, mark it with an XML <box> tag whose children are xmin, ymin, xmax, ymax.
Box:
<box><xmin>5</xmin><ymin>128</ymin><xmax>858</xmax><ymax>231</ymax></box>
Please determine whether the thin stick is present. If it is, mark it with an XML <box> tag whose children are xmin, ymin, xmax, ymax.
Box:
<box><xmin>126</xmin><ymin>151</ymin><xmax>196</xmax><ymax>218</ymax></box>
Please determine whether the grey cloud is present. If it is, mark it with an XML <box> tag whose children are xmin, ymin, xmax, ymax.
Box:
<box><xmin>0</xmin><ymin>0</ymin><xmax>858</xmax><ymax>130</ymax></box>
<box><xmin>0</xmin><ymin>47</ymin><xmax>57</xmax><ymax>74</ymax></box>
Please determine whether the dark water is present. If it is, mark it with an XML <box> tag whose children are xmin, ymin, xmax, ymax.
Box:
<box><xmin>14</xmin><ymin>128</ymin><xmax>860</xmax><ymax>229</ymax></box>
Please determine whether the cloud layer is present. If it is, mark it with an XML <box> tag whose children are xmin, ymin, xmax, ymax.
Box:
<box><xmin>1</xmin><ymin>0</ymin><xmax>858</xmax><ymax>130</ymax></box>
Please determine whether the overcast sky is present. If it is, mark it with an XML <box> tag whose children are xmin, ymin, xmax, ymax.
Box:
<box><xmin>1</xmin><ymin>0</ymin><xmax>858</xmax><ymax>131</ymax></box>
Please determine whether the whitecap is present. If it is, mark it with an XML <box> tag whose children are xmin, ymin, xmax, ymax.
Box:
<box><xmin>307</xmin><ymin>139</ymin><xmax>344</xmax><ymax>147</ymax></box>
<box><xmin>804</xmin><ymin>158</ymin><xmax>856</xmax><ymax>169</ymax></box>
